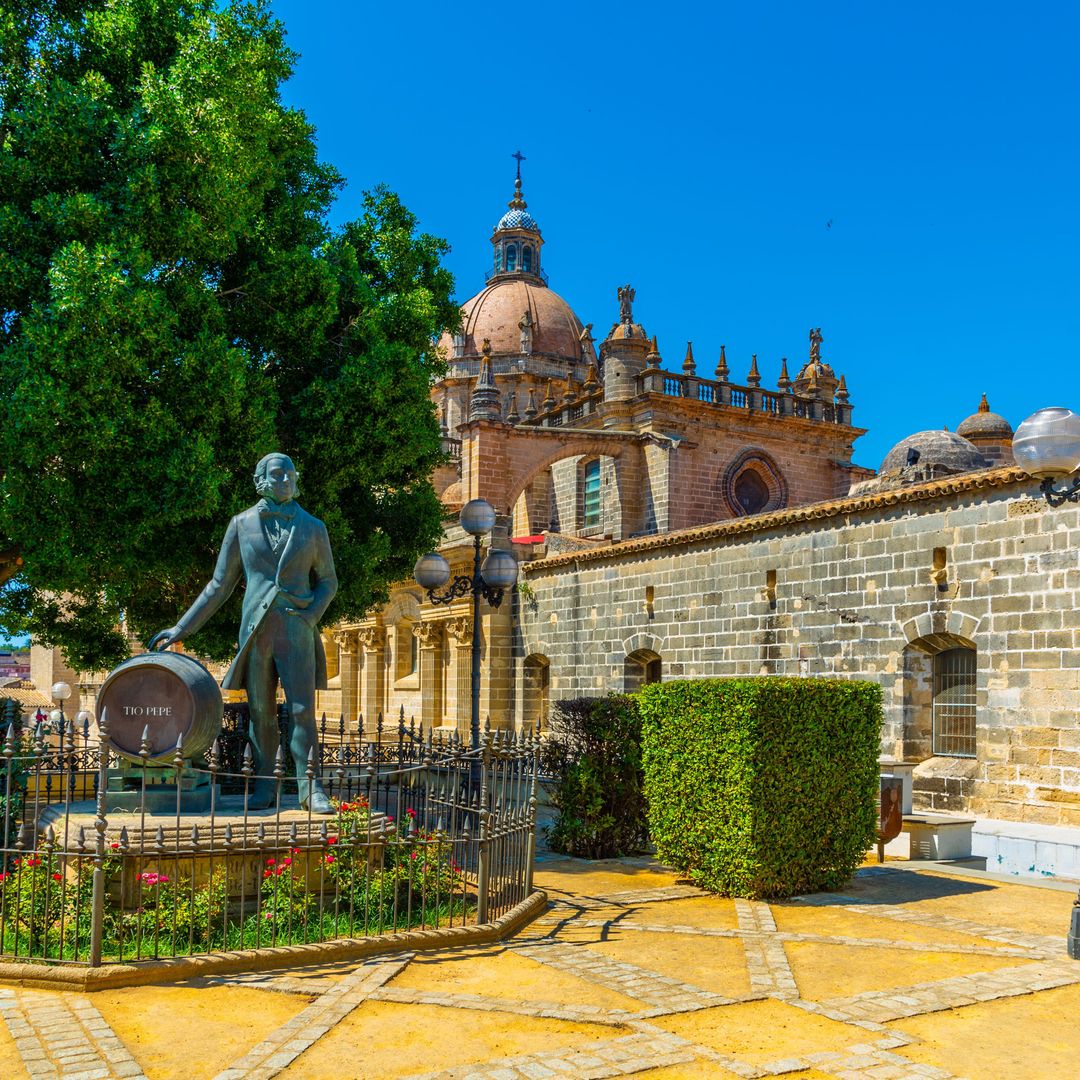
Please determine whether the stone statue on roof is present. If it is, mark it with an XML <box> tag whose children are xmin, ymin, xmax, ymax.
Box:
<box><xmin>519</xmin><ymin>309</ymin><xmax>533</xmax><ymax>355</ymax></box>
<box><xmin>618</xmin><ymin>285</ymin><xmax>635</xmax><ymax>324</ymax></box>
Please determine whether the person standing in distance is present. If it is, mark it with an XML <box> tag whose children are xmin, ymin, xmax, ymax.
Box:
<box><xmin>150</xmin><ymin>453</ymin><xmax>338</xmax><ymax>813</ymax></box>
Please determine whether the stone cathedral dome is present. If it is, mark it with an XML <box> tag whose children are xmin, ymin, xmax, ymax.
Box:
<box><xmin>442</xmin><ymin>279</ymin><xmax>584</xmax><ymax>362</ymax></box>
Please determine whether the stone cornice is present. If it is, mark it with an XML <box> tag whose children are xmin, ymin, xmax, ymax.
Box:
<box><xmin>522</xmin><ymin>466</ymin><xmax>1031</xmax><ymax>574</ymax></box>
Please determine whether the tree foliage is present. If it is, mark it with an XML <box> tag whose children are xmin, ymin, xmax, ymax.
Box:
<box><xmin>0</xmin><ymin>1</ymin><xmax>456</xmax><ymax>670</ymax></box>
<box><xmin>540</xmin><ymin>695</ymin><xmax>649</xmax><ymax>860</ymax></box>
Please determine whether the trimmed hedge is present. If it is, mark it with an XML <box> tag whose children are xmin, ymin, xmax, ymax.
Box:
<box><xmin>540</xmin><ymin>695</ymin><xmax>649</xmax><ymax>859</ymax></box>
<box><xmin>639</xmin><ymin>678</ymin><xmax>882</xmax><ymax>898</ymax></box>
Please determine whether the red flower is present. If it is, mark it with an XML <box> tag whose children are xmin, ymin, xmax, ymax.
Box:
<box><xmin>110</xmin><ymin>842</ymin><xmax>120</xmax><ymax>850</ymax></box>
<box><xmin>327</xmin><ymin>836</ymin><xmax>337</xmax><ymax>845</ymax></box>
<box><xmin>292</xmin><ymin>847</ymin><xmax>300</xmax><ymax>855</ymax></box>
<box><xmin>263</xmin><ymin>869</ymin><xmax>272</xmax><ymax>879</ymax></box>
<box><xmin>405</xmin><ymin>808</ymin><xmax>416</xmax><ymax>818</ymax></box>
<box><xmin>265</xmin><ymin>857</ymin><xmax>275</xmax><ymax>866</ymax></box>
<box><xmin>52</xmin><ymin>872</ymin><xmax>62</xmax><ymax>882</ymax></box>
<box><xmin>281</xmin><ymin>857</ymin><xmax>292</xmax><ymax>866</ymax></box>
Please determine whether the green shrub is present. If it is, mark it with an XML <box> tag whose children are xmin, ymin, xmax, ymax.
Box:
<box><xmin>639</xmin><ymin>678</ymin><xmax>881</xmax><ymax>898</ymax></box>
<box><xmin>541</xmin><ymin>695</ymin><xmax>648</xmax><ymax>859</ymax></box>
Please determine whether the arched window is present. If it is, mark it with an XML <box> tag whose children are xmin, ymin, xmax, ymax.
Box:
<box><xmin>582</xmin><ymin>460</ymin><xmax>602</xmax><ymax>529</ymax></box>
<box><xmin>523</xmin><ymin>654</ymin><xmax>550</xmax><ymax>729</ymax></box>
<box><xmin>395</xmin><ymin>620</ymin><xmax>418</xmax><ymax>683</ymax></box>
<box><xmin>494</xmin><ymin>247</ymin><xmax>502</xmax><ymax>274</ymax></box>
<box><xmin>505</xmin><ymin>245</ymin><xmax>517</xmax><ymax>273</ymax></box>
<box><xmin>522</xmin><ymin>245</ymin><xmax>533</xmax><ymax>273</ymax></box>
<box><xmin>933</xmin><ymin>647</ymin><xmax>977</xmax><ymax>757</ymax></box>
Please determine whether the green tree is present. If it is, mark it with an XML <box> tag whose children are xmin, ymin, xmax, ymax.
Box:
<box><xmin>0</xmin><ymin>1</ymin><xmax>455</xmax><ymax>670</ymax></box>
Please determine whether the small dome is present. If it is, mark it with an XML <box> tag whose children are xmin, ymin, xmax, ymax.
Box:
<box><xmin>605</xmin><ymin>322</ymin><xmax>649</xmax><ymax>342</ymax></box>
<box><xmin>957</xmin><ymin>394</ymin><xmax>1013</xmax><ymax>440</ymax></box>
<box><xmin>496</xmin><ymin>207</ymin><xmax>538</xmax><ymax>232</ymax></box>
<box><xmin>880</xmin><ymin>430</ymin><xmax>986</xmax><ymax>477</ymax></box>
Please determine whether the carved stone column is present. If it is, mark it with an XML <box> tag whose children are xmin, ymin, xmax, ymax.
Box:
<box><xmin>333</xmin><ymin>629</ymin><xmax>359</xmax><ymax>731</ymax></box>
<box><xmin>445</xmin><ymin>616</ymin><xmax>473</xmax><ymax>739</ymax></box>
<box><xmin>413</xmin><ymin>621</ymin><xmax>445</xmax><ymax>732</ymax></box>
<box><xmin>355</xmin><ymin>625</ymin><xmax>386</xmax><ymax>728</ymax></box>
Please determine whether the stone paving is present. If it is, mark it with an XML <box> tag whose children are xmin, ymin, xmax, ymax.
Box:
<box><xmin>0</xmin><ymin>857</ymin><xmax>1078</xmax><ymax>1078</ymax></box>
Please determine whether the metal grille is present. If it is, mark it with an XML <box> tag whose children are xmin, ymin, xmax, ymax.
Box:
<box><xmin>933</xmin><ymin>647</ymin><xmax>977</xmax><ymax>757</ymax></box>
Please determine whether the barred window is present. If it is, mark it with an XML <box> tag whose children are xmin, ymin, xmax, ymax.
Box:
<box><xmin>932</xmin><ymin>647</ymin><xmax>976</xmax><ymax>757</ymax></box>
<box><xmin>583</xmin><ymin>460</ymin><xmax>601</xmax><ymax>529</ymax></box>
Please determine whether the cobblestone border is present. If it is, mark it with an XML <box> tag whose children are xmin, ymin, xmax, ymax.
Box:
<box><xmin>0</xmin><ymin>889</ymin><xmax>547</xmax><ymax>994</ymax></box>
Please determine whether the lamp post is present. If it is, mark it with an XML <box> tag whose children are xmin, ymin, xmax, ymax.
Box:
<box><xmin>1014</xmin><ymin>408</ymin><xmax>1080</xmax><ymax>956</ymax></box>
<box><xmin>1014</xmin><ymin>407</ymin><xmax>1080</xmax><ymax>505</ymax></box>
<box><xmin>413</xmin><ymin>499</ymin><xmax>518</xmax><ymax>752</ymax></box>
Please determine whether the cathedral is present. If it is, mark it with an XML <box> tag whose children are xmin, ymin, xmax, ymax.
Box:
<box><xmin>429</xmin><ymin>170</ymin><xmax>874</xmax><ymax>543</ymax></box>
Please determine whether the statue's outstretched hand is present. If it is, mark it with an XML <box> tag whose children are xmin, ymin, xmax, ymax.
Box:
<box><xmin>148</xmin><ymin>627</ymin><xmax>182</xmax><ymax>652</ymax></box>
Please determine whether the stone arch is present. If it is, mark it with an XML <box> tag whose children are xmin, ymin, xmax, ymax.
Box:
<box><xmin>900</xmin><ymin>610</ymin><xmax>981</xmax><ymax>653</ymax></box>
<box><xmin>622</xmin><ymin>632</ymin><xmax>665</xmax><ymax>657</ymax></box>
<box><xmin>382</xmin><ymin>591</ymin><xmax>422</xmax><ymax>625</ymax></box>
<box><xmin>720</xmin><ymin>447</ymin><xmax>788</xmax><ymax>517</ymax></box>
<box><xmin>622</xmin><ymin>633</ymin><xmax>665</xmax><ymax>693</ymax></box>
<box><xmin>503</xmin><ymin>435</ymin><xmax>636</xmax><ymax>514</ymax></box>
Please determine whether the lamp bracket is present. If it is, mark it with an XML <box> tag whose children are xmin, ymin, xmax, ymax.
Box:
<box><xmin>426</xmin><ymin>576</ymin><xmax>505</xmax><ymax>609</ymax></box>
<box><xmin>1040</xmin><ymin>476</ymin><xmax>1080</xmax><ymax>507</ymax></box>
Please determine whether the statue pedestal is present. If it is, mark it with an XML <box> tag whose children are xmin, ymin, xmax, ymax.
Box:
<box><xmin>104</xmin><ymin>762</ymin><xmax>216</xmax><ymax>814</ymax></box>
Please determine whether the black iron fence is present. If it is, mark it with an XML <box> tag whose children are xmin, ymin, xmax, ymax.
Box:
<box><xmin>0</xmin><ymin>712</ymin><xmax>539</xmax><ymax>967</ymax></box>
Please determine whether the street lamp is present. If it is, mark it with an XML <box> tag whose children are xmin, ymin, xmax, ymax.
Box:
<box><xmin>50</xmin><ymin>680</ymin><xmax>72</xmax><ymax>733</ymax></box>
<box><xmin>1014</xmin><ymin>407</ymin><xmax>1080</xmax><ymax>506</ymax></box>
<box><xmin>413</xmin><ymin>498</ymin><xmax>518</xmax><ymax>751</ymax></box>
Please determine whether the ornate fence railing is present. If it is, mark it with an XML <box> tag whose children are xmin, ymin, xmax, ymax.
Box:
<box><xmin>0</xmin><ymin>715</ymin><xmax>539</xmax><ymax>967</ymax></box>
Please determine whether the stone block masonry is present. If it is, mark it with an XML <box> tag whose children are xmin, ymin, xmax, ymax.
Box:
<box><xmin>518</xmin><ymin>468</ymin><xmax>1080</xmax><ymax>830</ymax></box>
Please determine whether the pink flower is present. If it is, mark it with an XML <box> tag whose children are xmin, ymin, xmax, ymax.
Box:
<box><xmin>265</xmin><ymin>857</ymin><xmax>276</xmax><ymax>866</ymax></box>
<box><xmin>324</xmin><ymin>854</ymin><xmax>335</xmax><ymax>865</ymax></box>
<box><xmin>281</xmin><ymin>857</ymin><xmax>292</xmax><ymax>866</ymax></box>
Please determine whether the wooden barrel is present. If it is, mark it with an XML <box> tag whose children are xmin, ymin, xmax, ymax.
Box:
<box><xmin>97</xmin><ymin>652</ymin><xmax>223</xmax><ymax>763</ymax></box>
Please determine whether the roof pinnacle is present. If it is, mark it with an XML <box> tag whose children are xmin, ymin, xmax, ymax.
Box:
<box><xmin>715</xmin><ymin>344</ymin><xmax>729</xmax><ymax>382</ymax></box>
<box><xmin>777</xmin><ymin>357</ymin><xmax>791</xmax><ymax>392</ymax></box>
<box><xmin>683</xmin><ymin>341</ymin><xmax>696</xmax><ymax>374</ymax></box>
<box><xmin>978</xmin><ymin>392</ymin><xmax>990</xmax><ymax>413</ymax></box>
<box><xmin>468</xmin><ymin>342</ymin><xmax>502</xmax><ymax>421</ymax></box>
<box><xmin>746</xmin><ymin>354</ymin><xmax>761</xmax><ymax>387</ymax></box>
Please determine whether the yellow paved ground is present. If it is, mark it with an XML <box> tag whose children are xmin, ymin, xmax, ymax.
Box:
<box><xmin>0</xmin><ymin>856</ymin><xmax>1077</xmax><ymax>1079</ymax></box>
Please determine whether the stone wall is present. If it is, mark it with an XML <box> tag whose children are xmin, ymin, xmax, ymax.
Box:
<box><xmin>517</xmin><ymin>467</ymin><xmax>1080</xmax><ymax>828</ymax></box>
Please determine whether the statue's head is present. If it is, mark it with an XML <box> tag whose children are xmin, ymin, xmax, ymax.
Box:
<box><xmin>253</xmin><ymin>453</ymin><xmax>299</xmax><ymax>504</ymax></box>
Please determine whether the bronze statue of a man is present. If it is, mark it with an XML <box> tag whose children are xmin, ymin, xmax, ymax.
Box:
<box><xmin>151</xmin><ymin>453</ymin><xmax>338</xmax><ymax>813</ymax></box>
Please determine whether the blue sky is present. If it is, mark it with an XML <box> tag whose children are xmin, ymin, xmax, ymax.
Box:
<box><xmin>271</xmin><ymin>0</ymin><xmax>1079</xmax><ymax>472</ymax></box>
